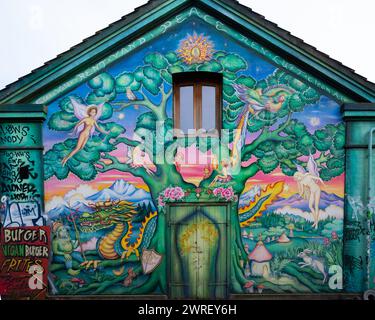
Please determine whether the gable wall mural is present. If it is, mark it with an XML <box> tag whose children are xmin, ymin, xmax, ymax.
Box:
<box><xmin>40</xmin><ymin>8</ymin><xmax>345</xmax><ymax>296</ymax></box>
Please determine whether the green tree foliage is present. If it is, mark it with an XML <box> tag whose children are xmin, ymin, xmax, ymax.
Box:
<box><xmin>44</xmin><ymin>49</ymin><xmax>345</xmax><ymax>189</ymax></box>
<box><xmin>44</xmin><ymin>42</ymin><xmax>348</xmax><ymax>296</ymax></box>
<box><xmin>321</xmin><ymin>219</ymin><xmax>343</xmax><ymax>238</ymax></box>
<box><xmin>223</xmin><ymin>69</ymin><xmax>321</xmax><ymax>132</ymax></box>
<box><xmin>44</xmin><ymin>122</ymin><xmax>124</xmax><ymax>180</ymax></box>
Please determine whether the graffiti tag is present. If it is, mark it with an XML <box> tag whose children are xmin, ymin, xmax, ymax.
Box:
<box><xmin>0</xmin><ymin>124</ymin><xmax>35</xmax><ymax>145</ymax></box>
<box><xmin>0</xmin><ymin>197</ymin><xmax>45</xmax><ymax>227</ymax></box>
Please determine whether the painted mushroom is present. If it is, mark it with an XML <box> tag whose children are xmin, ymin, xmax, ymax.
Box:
<box><xmin>277</xmin><ymin>232</ymin><xmax>290</xmax><ymax>243</ymax></box>
<box><xmin>70</xmin><ymin>277</ymin><xmax>85</xmax><ymax>287</ymax></box>
<box><xmin>247</xmin><ymin>240</ymin><xmax>273</xmax><ymax>277</ymax></box>
<box><xmin>257</xmin><ymin>284</ymin><xmax>265</xmax><ymax>294</ymax></box>
<box><xmin>243</xmin><ymin>280</ymin><xmax>255</xmax><ymax>293</ymax></box>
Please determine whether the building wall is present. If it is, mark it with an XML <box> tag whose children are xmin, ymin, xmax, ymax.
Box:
<box><xmin>37</xmin><ymin>12</ymin><xmax>345</xmax><ymax>296</ymax></box>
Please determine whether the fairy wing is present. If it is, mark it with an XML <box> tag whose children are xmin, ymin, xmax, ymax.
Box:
<box><xmin>307</xmin><ymin>154</ymin><xmax>320</xmax><ymax>177</ymax></box>
<box><xmin>70</xmin><ymin>97</ymin><xmax>88</xmax><ymax>120</ymax></box>
<box><xmin>69</xmin><ymin>97</ymin><xmax>88</xmax><ymax>136</ymax></box>
<box><xmin>295</xmin><ymin>163</ymin><xmax>306</xmax><ymax>174</ymax></box>
<box><xmin>93</xmin><ymin>103</ymin><xmax>105</xmax><ymax>121</ymax></box>
<box><xmin>72</xmin><ymin>123</ymin><xmax>85</xmax><ymax>137</ymax></box>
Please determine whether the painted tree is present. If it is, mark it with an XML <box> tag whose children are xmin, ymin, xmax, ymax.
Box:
<box><xmin>44</xmin><ymin>49</ymin><xmax>345</xmax><ymax>293</ymax></box>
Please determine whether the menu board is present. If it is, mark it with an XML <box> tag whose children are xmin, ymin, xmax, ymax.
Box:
<box><xmin>0</xmin><ymin>226</ymin><xmax>50</xmax><ymax>299</ymax></box>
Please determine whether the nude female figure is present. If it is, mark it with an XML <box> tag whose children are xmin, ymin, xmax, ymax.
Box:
<box><xmin>61</xmin><ymin>98</ymin><xmax>108</xmax><ymax>166</ymax></box>
<box><xmin>293</xmin><ymin>154</ymin><xmax>325</xmax><ymax>229</ymax></box>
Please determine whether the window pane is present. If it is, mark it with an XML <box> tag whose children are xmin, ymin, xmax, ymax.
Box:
<box><xmin>179</xmin><ymin>86</ymin><xmax>194</xmax><ymax>133</ymax></box>
<box><xmin>201</xmin><ymin>86</ymin><xmax>216</xmax><ymax>130</ymax></box>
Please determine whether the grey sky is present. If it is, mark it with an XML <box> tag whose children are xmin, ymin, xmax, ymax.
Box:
<box><xmin>0</xmin><ymin>0</ymin><xmax>374</xmax><ymax>90</ymax></box>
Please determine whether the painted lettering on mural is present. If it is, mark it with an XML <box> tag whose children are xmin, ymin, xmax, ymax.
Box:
<box><xmin>0</xmin><ymin>124</ymin><xmax>35</xmax><ymax>145</ymax></box>
<box><xmin>0</xmin><ymin>150</ymin><xmax>40</xmax><ymax>201</ymax></box>
<box><xmin>0</xmin><ymin>150</ymin><xmax>44</xmax><ymax>227</ymax></box>
<box><xmin>0</xmin><ymin>227</ymin><xmax>49</xmax><ymax>299</ymax></box>
<box><xmin>0</xmin><ymin>197</ymin><xmax>44</xmax><ymax>228</ymax></box>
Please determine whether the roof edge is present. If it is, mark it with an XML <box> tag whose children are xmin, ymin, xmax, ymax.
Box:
<box><xmin>0</xmin><ymin>0</ymin><xmax>374</xmax><ymax>104</ymax></box>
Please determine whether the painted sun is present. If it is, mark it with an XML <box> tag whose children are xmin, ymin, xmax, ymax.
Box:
<box><xmin>177</xmin><ymin>33</ymin><xmax>214</xmax><ymax>64</ymax></box>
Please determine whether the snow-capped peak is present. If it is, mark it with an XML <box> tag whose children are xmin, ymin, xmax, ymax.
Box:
<box><xmin>109</xmin><ymin>179</ymin><xmax>136</xmax><ymax>195</ymax></box>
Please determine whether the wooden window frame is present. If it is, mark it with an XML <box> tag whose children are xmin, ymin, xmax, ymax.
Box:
<box><xmin>173</xmin><ymin>72</ymin><xmax>222</xmax><ymax>137</ymax></box>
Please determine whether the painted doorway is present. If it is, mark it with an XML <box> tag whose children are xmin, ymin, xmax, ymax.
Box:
<box><xmin>167</xmin><ymin>203</ymin><xmax>230</xmax><ymax>299</ymax></box>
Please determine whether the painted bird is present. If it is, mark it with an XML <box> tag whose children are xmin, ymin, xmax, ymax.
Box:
<box><xmin>233</xmin><ymin>83</ymin><xmax>296</xmax><ymax>115</ymax></box>
<box><xmin>126</xmin><ymin>146</ymin><xmax>154</xmax><ymax>175</ymax></box>
<box><xmin>126</xmin><ymin>87</ymin><xmax>137</xmax><ymax>101</ymax></box>
<box><xmin>229</xmin><ymin>84</ymin><xmax>296</xmax><ymax>167</ymax></box>
<box><xmin>126</xmin><ymin>87</ymin><xmax>139</xmax><ymax>110</ymax></box>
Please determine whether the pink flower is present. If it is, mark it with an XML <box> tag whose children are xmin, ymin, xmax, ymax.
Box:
<box><xmin>213</xmin><ymin>187</ymin><xmax>223</xmax><ymax>197</ymax></box>
<box><xmin>195</xmin><ymin>188</ymin><xmax>202</xmax><ymax>194</ymax></box>
<box><xmin>213</xmin><ymin>187</ymin><xmax>235</xmax><ymax>200</ymax></box>
<box><xmin>323</xmin><ymin>238</ymin><xmax>330</xmax><ymax>246</ymax></box>
<box><xmin>174</xmin><ymin>187</ymin><xmax>184</xmax><ymax>199</ymax></box>
<box><xmin>164</xmin><ymin>188</ymin><xmax>172</xmax><ymax>198</ymax></box>
<box><xmin>222</xmin><ymin>187</ymin><xmax>234</xmax><ymax>200</ymax></box>
<box><xmin>163</xmin><ymin>187</ymin><xmax>185</xmax><ymax>201</ymax></box>
<box><xmin>169</xmin><ymin>190</ymin><xmax>177</xmax><ymax>200</ymax></box>
<box><xmin>331</xmin><ymin>231</ymin><xmax>338</xmax><ymax>240</ymax></box>
<box><xmin>158</xmin><ymin>195</ymin><xmax>165</xmax><ymax>207</ymax></box>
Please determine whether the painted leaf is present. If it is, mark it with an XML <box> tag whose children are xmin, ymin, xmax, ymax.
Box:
<box><xmin>116</xmin><ymin>73</ymin><xmax>134</xmax><ymax>92</ymax></box>
<box><xmin>218</xmin><ymin>53</ymin><xmax>247</xmax><ymax>72</ymax></box>
<box><xmin>144</xmin><ymin>52</ymin><xmax>169</xmax><ymax>69</ymax></box>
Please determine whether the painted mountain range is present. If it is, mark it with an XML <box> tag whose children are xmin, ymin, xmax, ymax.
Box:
<box><xmin>266</xmin><ymin>191</ymin><xmax>343</xmax><ymax>212</ymax></box>
<box><xmin>47</xmin><ymin>179</ymin><xmax>154</xmax><ymax>220</ymax></box>
<box><xmin>87</xmin><ymin>179</ymin><xmax>151</xmax><ymax>203</ymax></box>
<box><xmin>239</xmin><ymin>188</ymin><xmax>344</xmax><ymax>222</ymax></box>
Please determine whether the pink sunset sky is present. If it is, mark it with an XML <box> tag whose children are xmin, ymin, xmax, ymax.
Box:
<box><xmin>45</xmin><ymin>142</ymin><xmax>344</xmax><ymax>202</ymax></box>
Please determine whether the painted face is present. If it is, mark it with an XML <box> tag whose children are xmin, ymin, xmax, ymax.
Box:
<box><xmin>88</xmin><ymin>107</ymin><xmax>97</xmax><ymax>117</ymax></box>
<box><xmin>57</xmin><ymin>227</ymin><xmax>70</xmax><ymax>239</ymax></box>
<box><xmin>221</xmin><ymin>160</ymin><xmax>229</xmax><ymax>167</ymax></box>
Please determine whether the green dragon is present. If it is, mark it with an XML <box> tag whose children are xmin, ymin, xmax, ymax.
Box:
<box><xmin>78</xmin><ymin>200</ymin><xmax>158</xmax><ymax>261</ymax></box>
